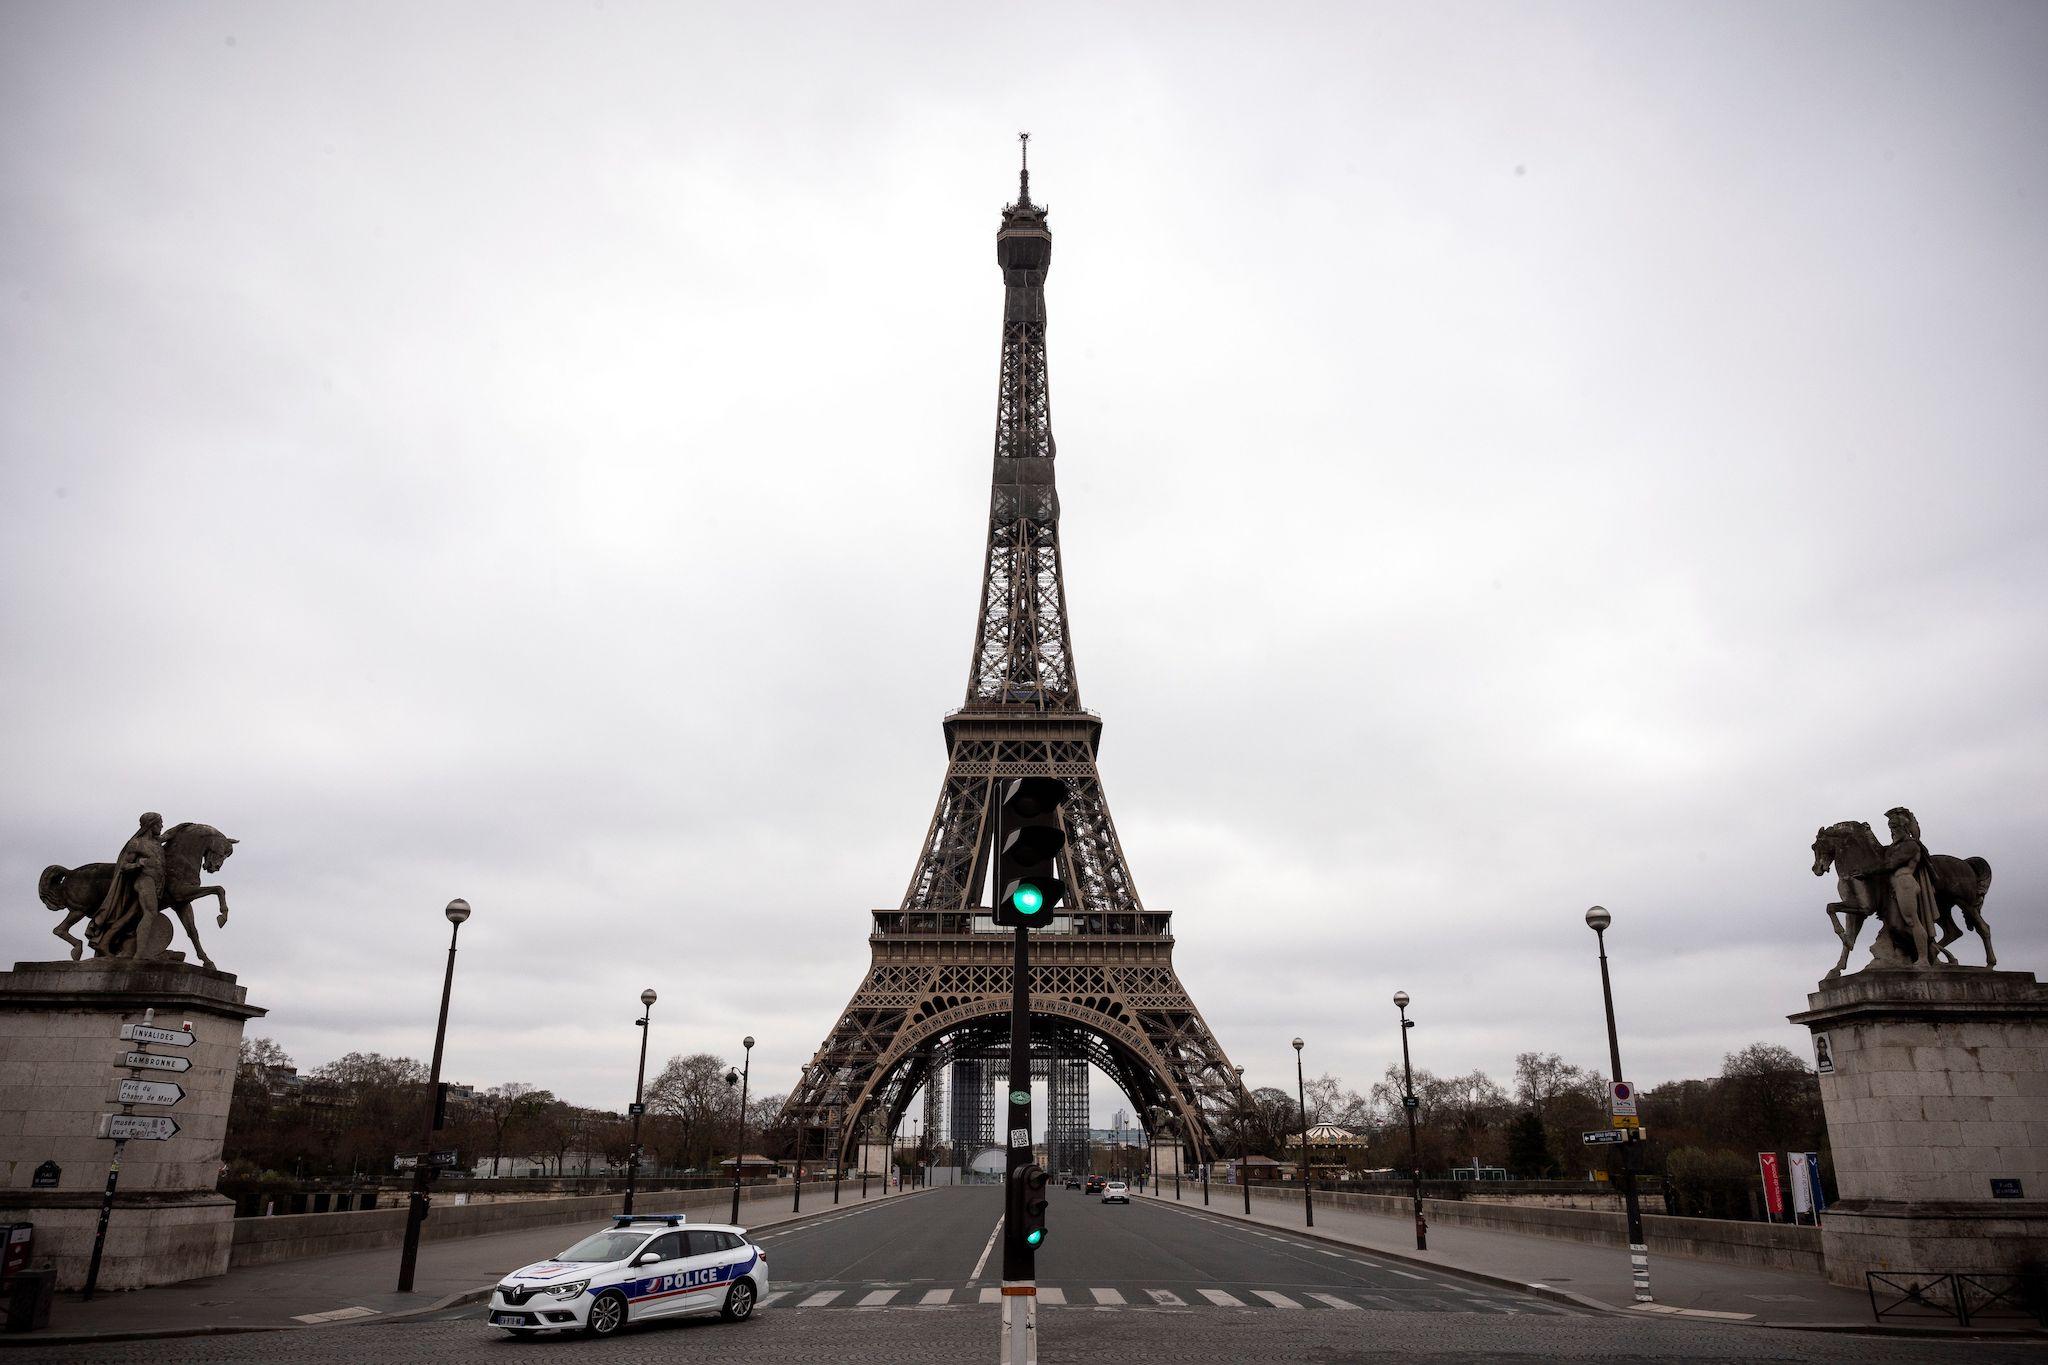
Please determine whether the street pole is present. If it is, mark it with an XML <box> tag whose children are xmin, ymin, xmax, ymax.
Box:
<box><xmin>1394</xmin><ymin>991</ymin><xmax>1427</xmax><ymax>1250</ymax></box>
<box><xmin>833</xmin><ymin>1106</ymin><xmax>844</xmax><ymax>1205</ymax></box>
<box><xmin>398</xmin><ymin>898</ymin><xmax>469</xmax><ymax>1293</ymax></box>
<box><xmin>794</xmin><ymin>1115</ymin><xmax>805</xmax><ymax>1212</ymax></box>
<box><xmin>727</xmin><ymin>1036</ymin><xmax>753</xmax><ymax>1225</ymax></box>
<box><xmin>1233</xmin><ymin>1065</ymin><xmax>1251</xmax><ymax>1215</ymax></box>
<box><xmin>1293</xmin><ymin>1038</ymin><xmax>1312</xmax><ymax>1228</ymax></box>
<box><xmin>624</xmin><ymin>987</ymin><xmax>656</xmax><ymax>1215</ymax></box>
<box><xmin>81</xmin><ymin>1139</ymin><xmax>125</xmax><ymax>1301</ymax></box>
<box><xmin>1001</xmin><ymin>913</ymin><xmax>1037</xmax><ymax>1365</ymax></box>
<box><xmin>1588</xmin><ymin>905</ymin><xmax>1652</xmax><ymax>1303</ymax></box>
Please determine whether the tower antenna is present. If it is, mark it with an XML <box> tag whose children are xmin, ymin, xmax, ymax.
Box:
<box><xmin>1018</xmin><ymin>131</ymin><xmax>1031</xmax><ymax>204</ymax></box>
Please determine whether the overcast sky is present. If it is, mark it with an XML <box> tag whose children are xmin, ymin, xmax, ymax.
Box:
<box><xmin>4</xmin><ymin>2</ymin><xmax>2044</xmax><ymax>1132</ymax></box>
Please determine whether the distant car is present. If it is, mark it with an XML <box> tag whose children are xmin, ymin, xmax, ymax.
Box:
<box><xmin>487</xmin><ymin>1214</ymin><xmax>769</xmax><ymax>1338</ymax></box>
<box><xmin>1084</xmin><ymin>1175</ymin><xmax>1106</xmax><ymax>1194</ymax></box>
<box><xmin>1065</xmin><ymin>1175</ymin><xmax>1082</xmax><ymax>1190</ymax></box>
<box><xmin>1101</xmin><ymin>1181</ymin><xmax>1130</xmax><ymax>1204</ymax></box>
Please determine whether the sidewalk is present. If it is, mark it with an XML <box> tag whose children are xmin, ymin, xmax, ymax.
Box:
<box><xmin>1137</xmin><ymin>1185</ymin><xmax>1881</xmax><ymax>1329</ymax></box>
<box><xmin>5</xmin><ymin>1180</ymin><xmax>921</xmax><ymax>1345</ymax></box>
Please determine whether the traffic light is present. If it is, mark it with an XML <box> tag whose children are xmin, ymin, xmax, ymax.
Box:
<box><xmin>991</xmin><ymin>776</ymin><xmax>1068</xmax><ymax>927</ymax></box>
<box><xmin>1009</xmin><ymin>1162</ymin><xmax>1050</xmax><ymax>1252</ymax></box>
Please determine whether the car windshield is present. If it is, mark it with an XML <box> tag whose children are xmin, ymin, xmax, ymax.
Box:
<box><xmin>553</xmin><ymin>1230</ymin><xmax>651</xmax><ymax>1263</ymax></box>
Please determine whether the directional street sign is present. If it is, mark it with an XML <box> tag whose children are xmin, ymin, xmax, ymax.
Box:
<box><xmin>1582</xmin><ymin>1129</ymin><xmax>1626</xmax><ymax>1145</ymax></box>
<box><xmin>119</xmin><ymin>1023</ymin><xmax>195</xmax><ymax>1048</ymax></box>
<box><xmin>117</xmin><ymin>1079</ymin><xmax>186</xmax><ymax>1107</ymax></box>
<box><xmin>101</xmin><ymin>1114</ymin><xmax>179</xmax><ymax>1141</ymax></box>
<box><xmin>395</xmin><ymin>1150</ymin><xmax>462</xmax><ymax>1171</ymax></box>
<box><xmin>122</xmin><ymin>1051</ymin><xmax>192</xmax><ymax>1073</ymax></box>
<box><xmin>627</xmin><ymin>1103</ymin><xmax>646</xmax><ymax>1116</ymax></box>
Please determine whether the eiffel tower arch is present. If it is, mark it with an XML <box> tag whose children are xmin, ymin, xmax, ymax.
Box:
<box><xmin>784</xmin><ymin>148</ymin><xmax>1250</xmax><ymax>1169</ymax></box>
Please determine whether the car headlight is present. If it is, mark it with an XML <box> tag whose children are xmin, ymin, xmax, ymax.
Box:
<box><xmin>546</xmin><ymin>1279</ymin><xmax>590</xmax><ymax>1297</ymax></box>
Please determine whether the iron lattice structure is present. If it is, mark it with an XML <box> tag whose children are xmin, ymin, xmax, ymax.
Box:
<box><xmin>783</xmin><ymin>151</ymin><xmax>1249</xmax><ymax>1168</ymax></box>
<box><xmin>949</xmin><ymin>1058</ymin><xmax>995</xmax><ymax>1155</ymax></box>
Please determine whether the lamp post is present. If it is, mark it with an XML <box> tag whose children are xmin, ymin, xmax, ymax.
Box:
<box><xmin>1235</xmin><ymin>1064</ymin><xmax>1251</xmax><ymax>1215</ymax></box>
<box><xmin>832</xmin><ymin>1094</ymin><xmax>845</xmax><ymax>1205</ymax></box>
<box><xmin>1587</xmin><ymin>905</ymin><xmax>1652</xmax><ymax>1303</ymax></box>
<box><xmin>911</xmin><ymin>1117</ymin><xmax>921</xmax><ymax>1190</ymax></box>
<box><xmin>1394</xmin><ymin>991</ymin><xmax>1427</xmax><ymax>1250</ymax></box>
<box><xmin>396</xmin><ymin>897</ymin><xmax>469</xmax><ymax>1293</ymax></box>
<box><xmin>726</xmin><ymin>1035</ymin><xmax>754</xmax><ymax>1225</ymax></box>
<box><xmin>1293</xmin><ymin>1038</ymin><xmax>1313</xmax><ymax>1228</ymax></box>
<box><xmin>623</xmin><ymin>988</ymin><xmax>656</xmax><ymax>1215</ymax></box>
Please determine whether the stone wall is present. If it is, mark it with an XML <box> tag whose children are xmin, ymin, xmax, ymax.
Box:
<box><xmin>228</xmin><ymin>1179</ymin><xmax>858</xmax><ymax>1268</ymax></box>
<box><xmin>1239</xmin><ymin>1183</ymin><xmax>1822</xmax><ymax>1274</ymax></box>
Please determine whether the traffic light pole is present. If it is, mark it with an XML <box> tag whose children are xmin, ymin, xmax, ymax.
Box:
<box><xmin>1001</xmin><ymin>919</ymin><xmax>1036</xmax><ymax>1365</ymax></box>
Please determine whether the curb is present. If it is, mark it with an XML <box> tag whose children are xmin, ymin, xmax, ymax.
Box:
<box><xmin>1138</xmin><ymin>1192</ymin><xmax>2048</xmax><ymax>1340</ymax></box>
<box><xmin>2</xmin><ymin>1186</ymin><xmax>937</xmax><ymax>1348</ymax></box>
<box><xmin>1134</xmin><ymin>1190</ymin><xmax>1616</xmax><ymax>1316</ymax></box>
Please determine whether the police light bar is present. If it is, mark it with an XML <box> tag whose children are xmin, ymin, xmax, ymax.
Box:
<box><xmin>611</xmin><ymin>1213</ymin><xmax>687</xmax><ymax>1226</ymax></box>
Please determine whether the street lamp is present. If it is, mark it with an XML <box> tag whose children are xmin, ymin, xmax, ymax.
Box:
<box><xmin>1293</xmin><ymin>1037</ymin><xmax>1312</xmax><ymax>1228</ymax></box>
<box><xmin>1587</xmin><ymin>906</ymin><xmax>1653</xmax><ymax>1303</ymax></box>
<box><xmin>397</xmin><ymin>897</ymin><xmax>469</xmax><ymax>1293</ymax></box>
<box><xmin>726</xmin><ymin>1035</ymin><xmax>754</xmax><ymax>1224</ymax></box>
<box><xmin>1394</xmin><ymin>991</ymin><xmax>1427</xmax><ymax>1250</ymax></box>
<box><xmin>623</xmin><ymin>988</ymin><xmax>657</xmax><ymax>1215</ymax></box>
<box><xmin>1235</xmin><ymin>1064</ymin><xmax>1251</xmax><ymax>1215</ymax></box>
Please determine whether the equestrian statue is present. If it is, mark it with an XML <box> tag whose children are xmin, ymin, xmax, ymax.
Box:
<box><xmin>1810</xmin><ymin>805</ymin><xmax>1993</xmax><ymax>979</ymax></box>
<box><xmin>38</xmin><ymin>812</ymin><xmax>239</xmax><ymax>969</ymax></box>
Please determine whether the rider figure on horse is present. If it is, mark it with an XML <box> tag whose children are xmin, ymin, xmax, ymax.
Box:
<box><xmin>90</xmin><ymin>811</ymin><xmax>166</xmax><ymax>958</ymax></box>
<box><xmin>1868</xmin><ymin>806</ymin><xmax>1940</xmax><ymax>967</ymax></box>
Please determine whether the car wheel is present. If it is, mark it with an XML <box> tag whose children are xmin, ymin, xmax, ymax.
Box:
<box><xmin>721</xmin><ymin>1279</ymin><xmax>756</xmax><ymax>1322</ymax></box>
<box><xmin>585</xmin><ymin>1289</ymin><xmax>628</xmax><ymax>1337</ymax></box>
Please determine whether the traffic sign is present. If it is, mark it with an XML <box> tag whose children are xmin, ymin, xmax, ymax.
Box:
<box><xmin>395</xmin><ymin>1150</ymin><xmax>462</xmax><ymax>1171</ymax></box>
<box><xmin>1611</xmin><ymin>1113</ymin><xmax>1641</xmax><ymax>1130</ymax></box>
<box><xmin>117</xmin><ymin>1079</ymin><xmax>186</xmax><ymax>1107</ymax></box>
<box><xmin>101</xmin><ymin>1114</ymin><xmax>179</xmax><ymax>1141</ymax></box>
<box><xmin>1583</xmin><ymin>1127</ymin><xmax>1647</xmax><ymax>1145</ymax></box>
<box><xmin>119</xmin><ymin>1023</ymin><xmax>195</xmax><ymax>1048</ymax></box>
<box><xmin>122</xmin><ymin>1051</ymin><xmax>192</xmax><ymax>1073</ymax></box>
<box><xmin>1609</xmin><ymin>1081</ymin><xmax>1637</xmax><ymax>1117</ymax></box>
<box><xmin>1402</xmin><ymin>1095</ymin><xmax>1419</xmax><ymax>1111</ymax></box>
<box><xmin>627</xmin><ymin>1102</ymin><xmax>646</xmax><ymax>1116</ymax></box>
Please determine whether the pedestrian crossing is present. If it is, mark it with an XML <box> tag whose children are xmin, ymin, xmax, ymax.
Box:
<box><xmin>753</xmin><ymin>1282</ymin><xmax>1562</xmax><ymax>1315</ymax></box>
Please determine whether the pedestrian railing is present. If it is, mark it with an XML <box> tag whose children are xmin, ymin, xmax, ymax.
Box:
<box><xmin>1867</xmin><ymin>1271</ymin><xmax>2044</xmax><ymax>1326</ymax></box>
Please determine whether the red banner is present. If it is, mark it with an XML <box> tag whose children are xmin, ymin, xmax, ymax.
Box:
<box><xmin>1758</xmin><ymin>1152</ymin><xmax>1785</xmax><ymax>1219</ymax></box>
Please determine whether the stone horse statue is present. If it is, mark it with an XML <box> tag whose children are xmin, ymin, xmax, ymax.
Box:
<box><xmin>39</xmin><ymin>822</ymin><xmax>237</xmax><ymax>969</ymax></box>
<box><xmin>1811</xmin><ymin>820</ymin><xmax>1994</xmax><ymax>977</ymax></box>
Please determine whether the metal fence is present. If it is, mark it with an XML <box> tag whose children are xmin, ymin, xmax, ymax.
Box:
<box><xmin>1867</xmin><ymin>1270</ymin><xmax>2044</xmax><ymax>1327</ymax></box>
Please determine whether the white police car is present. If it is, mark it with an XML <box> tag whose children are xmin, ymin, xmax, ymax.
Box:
<box><xmin>488</xmin><ymin>1213</ymin><xmax>769</xmax><ymax>1338</ymax></box>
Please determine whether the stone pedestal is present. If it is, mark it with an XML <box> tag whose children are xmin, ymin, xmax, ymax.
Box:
<box><xmin>0</xmin><ymin>959</ymin><xmax>265</xmax><ymax>1290</ymax></box>
<box><xmin>1789</xmin><ymin>968</ymin><xmax>2048</xmax><ymax>1287</ymax></box>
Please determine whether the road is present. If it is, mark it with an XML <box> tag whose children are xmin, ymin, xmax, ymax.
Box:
<box><xmin>14</xmin><ymin>1187</ymin><xmax>2038</xmax><ymax>1363</ymax></box>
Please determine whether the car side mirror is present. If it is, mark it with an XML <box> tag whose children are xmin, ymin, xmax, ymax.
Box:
<box><xmin>635</xmin><ymin>1252</ymin><xmax>660</xmax><ymax>1266</ymax></box>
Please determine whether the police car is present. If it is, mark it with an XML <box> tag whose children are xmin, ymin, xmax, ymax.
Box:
<box><xmin>488</xmin><ymin>1213</ymin><xmax>769</xmax><ymax>1338</ymax></box>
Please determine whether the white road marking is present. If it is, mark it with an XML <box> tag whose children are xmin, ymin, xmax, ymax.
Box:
<box><xmin>969</xmin><ymin>1216</ymin><xmax>1002</xmax><ymax>1283</ymax></box>
<box><xmin>1318</xmin><ymin>1249</ymin><xmax>1345</xmax><ymax>1257</ymax></box>
<box><xmin>1145</xmin><ymin>1289</ymin><xmax>1187</xmax><ymax>1307</ymax></box>
<box><xmin>1037</xmin><ymin>1288</ymin><xmax>1066</xmax><ymax>1305</ymax></box>
<box><xmin>1308</xmin><ymin>1293</ymin><xmax>1358</xmax><ymax>1310</ymax></box>
<box><xmin>920</xmin><ymin>1288</ymin><xmax>953</xmax><ymax>1306</ymax></box>
<box><xmin>858</xmin><ymin>1290</ymin><xmax>897</xmax><ymax>1307</ymax></box>
<box><xmin>1090</xmin><ymin>1288</ymin><xmax>1125</xmax><ymax>1305</ymax></box>
<box><xmin>979</xmin><ymin>1288</ymin><xmax>1002</xmax><ymax>1304</ymax></box>
<box><xmin>1197</xmin><ymin>1289</ymin><xmax>1244</xmax><ymax>1307</ymax></box>
<box><xmin>1253</xmin><ymin>1291</ymin><xmax>1302</xmax><ymax>1309</ymax></box>
<box><xmin>757</xmin><ymin>1292</ymin><xmax>787</xmax><ymax>1308</ymax></box>
<box><xmin>1388</xmin><ymin>1269</ymin><xmax>1427</xmax><ymax>1280</ymax></box>
<box><xmin>292</xmin><ymin>1306</ymin><xmax>379</xmax><ymax>1324</ymax></box>
<box><xmin>800</xmin><ymin>1291</ymin><xmax>841</xmax><ymax>1308</ymax></box>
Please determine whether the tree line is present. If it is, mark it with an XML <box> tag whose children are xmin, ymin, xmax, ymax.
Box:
<box><xmin>1216</xmin><ymin>1043</ymin><xmax>1825</xmax><ymax>1215</ymax></box>
<box><xmin>224</xmin><ymin>1039</ymin><xmax>788</xmax><ymax>1185</ymax></box>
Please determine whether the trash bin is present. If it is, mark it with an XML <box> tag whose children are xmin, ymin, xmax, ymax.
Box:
<box><xmin>2</xmin><ymin>1270</ymin><xmax>55</xmax><ymax>1333</ymax></box>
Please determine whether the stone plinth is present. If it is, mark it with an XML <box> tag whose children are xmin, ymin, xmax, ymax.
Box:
<box><xmin>0</xmin><ymin>959</ymin><xmax>265</xmax><ymax>1290</ymax></box>
<box><xmin>1789</xmin><ymin>967</ymin><xmax>2048</xmax><ymax>1287</ymax></box>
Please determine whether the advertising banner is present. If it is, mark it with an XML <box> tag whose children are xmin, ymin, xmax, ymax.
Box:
<box><xmin>1758</xmin><ymin>1152</ymin><xmax>1785</xmax><ymax>1219</ymax></box>
<box><xmin>1788</xmin><ymin>1153</ymin><xmax>1814</xmax><ymax>1216</ymax></box>
<box><xmin>1806</xmin><ymin>1151</ymin><xmax>1826</xmax><ymax>1214</ymax></box>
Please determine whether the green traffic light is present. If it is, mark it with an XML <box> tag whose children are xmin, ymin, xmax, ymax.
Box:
<box><xmin>1025</xmin><ymin>1228</ymin><xmax>1044</xmax><ymax>1246</ymax></box>
<box><xmin>1012</xmin><ymin>883</ymin><xmax>1044</xmax><ymax>916</ymax></box>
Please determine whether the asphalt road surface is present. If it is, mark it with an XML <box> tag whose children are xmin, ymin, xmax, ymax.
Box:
<box><xmin>16</xmin><ymin>1187</ymin><xmax>2039</xmax><ymax>1364</ymax></box>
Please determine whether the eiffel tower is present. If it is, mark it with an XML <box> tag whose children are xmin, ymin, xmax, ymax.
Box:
<box><xmin>784</xmin><ymin>141</ymin><xmax>1249</xmax><ymax>1169</ymax></box>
